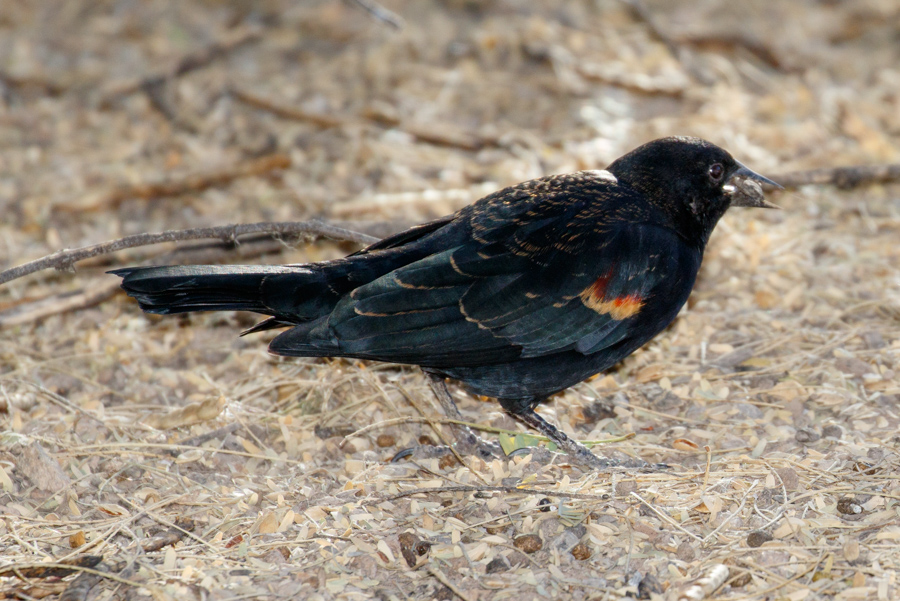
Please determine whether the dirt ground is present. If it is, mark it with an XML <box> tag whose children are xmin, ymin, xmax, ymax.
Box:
<box><xmin>2</xmin><ymin>0</ymin><xmax>900</xmax><ymax>599</ymax></box>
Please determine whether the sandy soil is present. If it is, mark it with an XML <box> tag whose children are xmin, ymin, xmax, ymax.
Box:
<box><xmin>1</xmin><ymin>1</ymin><xmax>899</xmax><ymax>599</ymax></box>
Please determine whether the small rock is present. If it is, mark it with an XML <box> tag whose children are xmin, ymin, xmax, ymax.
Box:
<box><xmin>485</xmin><ymin>556</ymin><xmax>511</xmax><ymax>574</ymax></box>
<box><xmin>398</xmin><ymin>532</ymin><xmax>431</xmax><ymax>568</ymax></box>
<box><xmin>843</xmin><ymin>540</ymin><xmax>861</xmax><ymax>562</ymax></box>
<box><xmin>774</xmin><ymin>467</ymin><xmax>799</xmax><ymax>491</ymax></box>
<box><xmin>730</xmin><ymin>570</ymin><xmax>752</xmax><ymax>587</ymax></box>
<box><xmin>18</xmin><ymin>442</ymin><xmax>71</xmax><ymax>493</ymax></box>
<box><xmin>581</xmin><ymin>401</ymin><xmax>615</xmax><ymax>425</ymax></box>
<box><xmin>637</xmin><ymin>573</ymin><xmax>663</xmax><ymax>599</ymax></box>
<box><xmin>746</xmin><ymin>530</ymin><xmax>773</xmax><ymax>548</ymax></box>
<box><xmin>866</xmin><ymin>448</ymin><xmax>884</xmax><ymax>462</ymax></box>
<box><xmin>822</xmin><ymin>425</ymin><xmax>843</xmax><ymax>439</ymax></box>
<box><xmin>615</xmin><ymin>480</ymin><xmax>638</xmax><ymax>496</ymax></box>
<box><xmin>261</xmin><ymin>546</ymin><xmax>290</xmax><ymax>564</ymax></box>
<box><xmin>835</xmin><ymin>356</ymin><xmax>872</xmax><ymax>376</ymax></box>
<box><xmin>675</xmin><ymin>541</ymin><xmax>695</xmax><ymax>562</ymax></box>
<box><xmin>735</xmin><ymin>403</ymin><xmax>763</xmax><ymax>419</ymax></box>
<box><xmin>571</xmin><ymin>542</ymin><xmax>591</xmax><ymax>560</ymax></box>
<box><xmin>513</xmin><ymin>534</ymin><xmax>542</xmax><ymax>554</ymax></box>
<box><xmin>550</xmin><ymin>525</ymin><xmax>586</xmax><ymax>553</ymax></box>
<box><xmin>438</xmin><ymin>453</ymin><xmax>460</xmax><ymax>470</ymax></box>
<box><xmin>861</xmin><ymin>331</ymin><xmax>886</xmax><ymax>349</ymax></box>
<box><xmin>795</xmin><ymin>428</ymin><xmax>820</xmax><ymax>443</ymax></box>
<box><xmin>376</xmin><ymin>434</ymin><xmax>395</xmax><ymax>447</ymax></box>
<box><xmin>485</xmin><ymin>524</ymin><xmax>509</xmax><ymax>535</ymax></box>
<box><xmin>837</xmin><ymin>497</ymin><xmax>863</xmax><ymax>515</ymax></box>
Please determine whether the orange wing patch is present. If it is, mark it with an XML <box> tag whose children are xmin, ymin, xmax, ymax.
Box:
<box><xmin>579</xmin><ymin>274</ymin><xmax>644</xmax><ymax>320</ymax></box>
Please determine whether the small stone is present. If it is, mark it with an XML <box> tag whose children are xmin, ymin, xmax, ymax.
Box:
<box><xmin>485</xmin><ymin>520</ymin><xmax>508</xmax><ymax>534</ymax></box>
<box><xmin>550</xmin><ymin>525</ymin><xmax>586</xmax><ymax>553</ymax></box>
<box><xmin>485</xmin><ymin>556</ymin><xmax>511</xmax><ymax>574</ymax></box>
<box><xmin>774</xmin><ymin>467</ymin><xmax>799</xmax><ymax>491</ymax></box>
<box><xmin>795</xmin><ymin>428</ymin><xmax>820</xmax><ymax>443</ymax></box>
<box><xmin>730</xmin><ymin>571</ymin><xmax>752</xmax><ymax>587</ymax></box>
<box><xmin>747</xmin><ymin>530</ymin><xmax>773</xmax><ymax>548</ymax></box>
<box><xmin>398</xmin><ymin>532</ymin><xmax>430</xmax><ymax>567</ymax></box>
<box><xmin>581</xmin><ymin>401</ymin><xmax>615</xmax><ymax>425</ymax></box>
<box><xmin>822</xmin><ymin>425</ymin><xmax>843</xmax><ymax>439</ymax></box>
<box><xmin>675</xmin><ymin>541</ymin><xmax>695</xmax><ymax>562</ymax></box>
<box><xmin>376</xmin><ymin>434</ymin><xmax>395</xmax><ymax>447</ymax></box>
<box><xmin>835</xmin><ymin>356</ymin><xmax>872</xmax><ymax>376</ymax></box>
<box><xmin>844</xmin><ymin>540</ymin><xmax>860</xmax><ymax>562</ymax></box>
<box><xmin>513</xmin><ymin>534</ymin><xmax>542</xmax><ymax>554</ymax></box>
<box><xmin>261</xmin><ymin>547</ymin><xmax>289</xmax><ymax>564</ymax></box>
<box><xmin>637</xmin><ymin>573</ymin><xmax>663</xmax><ymax>599</ymax></box>
<box><xmin>615</xmin><ymin>480</ymin><xmax>638</xmax><ymax>496</ymax></box>
<box><xmin>571</xmin><ymin>542</ymin><xmax>591</xmax><ymax>560</ymax></box>
<box><xmin>837</xmin><ymin>497</ymin><xmax>863</xmax><ymax>515</ymax></box>
<box><xmin>861</xmin><ymin>331</ymin><xmax>886</xmax><ymax>349</ymax></box>
<box><xmin>69</xmin><ymin>531</ymin><xmax>86</xmax><ymax>548</ymax></box>
<box><xmin>438</xmin><ymin>454</ymin><xmax>460</xmax><ymax>470</ymax></box>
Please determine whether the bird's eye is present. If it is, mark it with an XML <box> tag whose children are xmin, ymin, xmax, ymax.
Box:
<box><xmin>708</xmin><ymin>163</ymin><xmax>725</xmax><ymax>182</ymax></box>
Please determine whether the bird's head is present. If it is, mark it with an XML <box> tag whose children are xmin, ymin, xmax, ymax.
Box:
<box><xmin>607</xmin><ymin>136</ymin><xmax>780</xmax><ymax>244</ymax></box>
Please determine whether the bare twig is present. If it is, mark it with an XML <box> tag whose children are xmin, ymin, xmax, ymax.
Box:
<box><xmin>57</xmin><ymin>152</ymin><xmax>291</xmax><ymax>213</ymax></box>
<box><xmin>379</xmin><ymin>484</ymin><xmax>627</xmax><ymax>503</ymax></box>
<box><xmin>618</xmin><ymin>0</ymin><xmax>681</xmax><ymax>57</ymax></box>
<box><xmin>346</xmin><ymin>0</ymin><xmax>405</xmax><ymax>29</ymax></box>
<box><xmin>427</xmin><ymin>566</ymin><xmax>474</xmax><ymax>601</ymax></box>
<box><xmin>231</xmin><ymin>87</ymin><xmax>496</xmax><ymax>151</ymax></box>
<box><xmin>230</xmin><ymin>87</ymin><xmax>344</xmax><ymax>128</ymax></box>
<box><xmin>770</xmin><ymin>164</ymin><xmax>900</xmax><ymax>190</ymax></box>
<box><xmin>0</xmin><ymin>279</ymin><xmax>121</xmax><ymax>328</ymax></box>
<box><xmin>0</xmin><ymin>556</ymin><xmax>103</xmax><ymax>579</ymax></box>
<box><xmin>100</xmin><ymin>26</ymin><xmax>262</xmax><ymax>103</ymax></box>
<box><xmin>0</xmin><ymin>70</ymin><xmax>69</xmax><ymax>97</ymax></box>
<box><xmin>0</xmin><ymin>220</ymin><xmax>377</xmax><ymax>286</ymax></box>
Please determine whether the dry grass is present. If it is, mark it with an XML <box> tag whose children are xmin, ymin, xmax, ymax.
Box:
<box><xmin>1</xmin><ymin>1</ymin><xmax>899</xmax><ymax>599</ymax></box>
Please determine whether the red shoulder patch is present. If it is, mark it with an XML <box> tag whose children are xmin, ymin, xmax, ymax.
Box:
<box><xmin>579</xmin><ymin>272</ymin><xmax>644</xmax><ymax>320</ymax></box>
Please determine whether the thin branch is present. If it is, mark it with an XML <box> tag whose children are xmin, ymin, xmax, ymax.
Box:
<box><xmin>58</xmin><ymin>152</ymin><xmax>291</xmax><ymax>213</ymax></box>
<box><xmin>770</xmin><ymin>164</ymin><xmax>900</xmax><ymax>190</ymax></box>
<box><xmin>0</xmin><ymin>279</ymin><xmax>122</xmax><ymax>328</ymax></box>
<box><xmin>231</xmin><ymin>87</ymin><xmax>496</xmax><ymax>151</ymax></box>
<box><xmin>427</xmin><ymin>566</ymin><xmax>474</xmax><ymax>601</ymax></box>
<box><xmin>0</xmin><ymin>221</ymin><xmax>378</xmax><ymax>286</ymax></box>
<box><xmin>346</xmin><ymin>0</ymin><xmax>405</xmax><ymax>29</ymax></box>
<box><xmin>230</xmin><ymin>87</ymin><xmax>344</xmax><ymax>128</ymax></box>
<box><xmin>378</xmin><ymin>484</ymin><xmax>629</xmax><ymax>503</ymax></box>
<box><xmin>99</xmin><ymin>26</ymin><xmax>262</xmax><ymax>104</ymax></box>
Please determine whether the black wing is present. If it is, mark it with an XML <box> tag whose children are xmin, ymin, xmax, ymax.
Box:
<box><xmin>271</xmin><ymin>178</ymin><xmax>685</xmax><ymax>368</ymax></box>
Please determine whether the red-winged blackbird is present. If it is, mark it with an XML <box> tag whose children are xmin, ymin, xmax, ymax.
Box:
<box><xmin>112</xmin><ymin>137</ymin><xmax>779</xmax><ymax>469</ymax></box>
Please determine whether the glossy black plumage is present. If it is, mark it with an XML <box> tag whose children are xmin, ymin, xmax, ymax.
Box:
<box><xmin>112</xmin><ymin>137</ymin><xmax>778</xmax><ymax>468</ymax></box>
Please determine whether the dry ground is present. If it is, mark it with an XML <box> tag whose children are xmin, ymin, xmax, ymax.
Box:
<box><xmin>2</xmin><ymin>1</ymin><xmax>900</xmax><ymax>599</ymax></box>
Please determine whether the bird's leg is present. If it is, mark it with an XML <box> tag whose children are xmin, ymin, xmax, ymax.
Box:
<box><xmin>425</xmin><ymin>372</ymin><xmax>503</xmax><ymax>461</ymax></box>
<box><xmin>511</xmin><ymin>406</ymin><xmax>644</xmax><ymax>471</ymax></box>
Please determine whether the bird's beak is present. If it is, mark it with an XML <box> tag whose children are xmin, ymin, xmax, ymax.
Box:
<box><xmin>726</xmin><ymin>163</ymin><xmax>782</xmax><ymax>209</ymax></box>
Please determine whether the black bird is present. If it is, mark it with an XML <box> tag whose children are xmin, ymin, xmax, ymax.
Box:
<box><xmin>112</xmin><ymin>137</ymin><xmax>779</xmax><ymax>469</ymax></box>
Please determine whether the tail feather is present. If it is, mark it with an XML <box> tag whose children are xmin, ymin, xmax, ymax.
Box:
<box><xmin>110</xmin><ymin>265</ymin><xmax>313</xmax><ymax>317</ymax></box>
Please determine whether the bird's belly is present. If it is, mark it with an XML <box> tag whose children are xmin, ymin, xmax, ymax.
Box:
<box><xmin>435</xmin><ymin>339</ymin><xmax>642</xmax><ymax>402</ymax></box>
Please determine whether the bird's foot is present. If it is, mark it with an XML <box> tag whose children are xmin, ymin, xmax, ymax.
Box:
<box><xmin>512</xmin><ymin>408</ymin><xmax>656</xmax><ymax>472</ymax></box>
<box><xmin>425</xmin><ymin>372</ymin><xmax>504</xmax><ymax>462</ymax></box>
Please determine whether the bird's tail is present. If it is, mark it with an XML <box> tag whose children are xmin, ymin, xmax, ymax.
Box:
<box><xmin>110</xmin><ymin>264</ymin><xmax>317</xmax><ymax>317</ymax></box>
